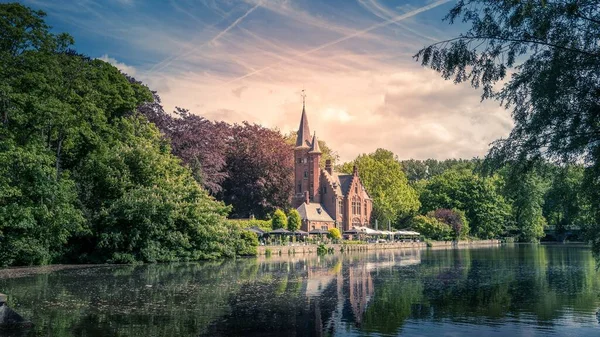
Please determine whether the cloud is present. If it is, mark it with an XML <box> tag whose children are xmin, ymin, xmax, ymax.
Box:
<box><xmin>98</xmin><ymin>54</ymin><xmax>137</xmax><ymax>76</ymax></box>
<box><xmin>28</xmin><ymin>0</ymin><xmax>514</xmax><ymax>162</ymax></box>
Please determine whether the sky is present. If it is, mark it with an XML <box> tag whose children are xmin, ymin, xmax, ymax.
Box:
<box><xmin>17</xmin><ymin>0</ymin><xmax>513</xmax><ymax>162</ymax></box>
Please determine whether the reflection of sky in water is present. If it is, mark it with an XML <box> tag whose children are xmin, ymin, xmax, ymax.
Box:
<box><xmin>0</xmin><ymin>245</ymin><xmax>599</xmax><ymax>336</ymax></box>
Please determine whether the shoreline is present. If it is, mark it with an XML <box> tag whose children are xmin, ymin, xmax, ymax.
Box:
<box><xmin>256</xmin><ymin>239</ymin><xmax>502</xmax><ymax>256</ymax></box>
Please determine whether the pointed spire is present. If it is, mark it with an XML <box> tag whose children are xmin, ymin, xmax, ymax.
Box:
<box><xmin>295</xmin><ymin>90</ymin><xmax>311</xmax><ymax>148</ymax></box>
<box><xmin>309</xmin><ymin>132</ymin><xmax>322</xmax><ymax>154</ymax></box>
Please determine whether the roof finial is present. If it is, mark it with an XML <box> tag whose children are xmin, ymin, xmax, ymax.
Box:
<box><xmin>301</xmin><ymin>89</ymin><xmax>306</xmax><ymax>109</ymax></box>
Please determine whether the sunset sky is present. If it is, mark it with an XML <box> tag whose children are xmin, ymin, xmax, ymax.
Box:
<box><xmin>20</xmin><ymin>0</ymin><xmax>513</xmax><ymax>162</ymax></box>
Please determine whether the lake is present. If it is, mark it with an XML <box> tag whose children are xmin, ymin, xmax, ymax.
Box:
<box><xmin>0</xmin><ymin>244</ymin><xmax>599</xmax><ymax>336</ymax></box>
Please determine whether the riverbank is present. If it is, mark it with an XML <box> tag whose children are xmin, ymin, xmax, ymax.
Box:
<box><xmin>256</xmin><ymin>239</ymin><xmax>501</xmax><ymax>256</ymax></box>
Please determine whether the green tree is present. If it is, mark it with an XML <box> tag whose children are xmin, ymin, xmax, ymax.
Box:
<box><xmin>287</xmin><ymin>209</ymin><xmax>301</xmax><ymax>231</ymax></box>
<box><xmin>419</xmin><ymin>169</ymin><xmax>511</xmax><ymax>239</ymax></box>
<box><xmin>500</xmin><ymin>167</ymin><xmax>549</xmax><ymax>242</ymax></box>
<box><xmin>543</xmin><ymin>165</ymin><xmax>593</xmax><ymax>232</ymax></box>
<box><xmin>271</xmin><ymin>209</ymin><xmax>288</xmax><ymax>230</ymax></box>
<box><xmin>0</xmin><ymin>3</ymin><xmax>257</xmax><ymax>265</ymax></box>
<box><xmin>409</xmin><ymin>215</ymin><xmax>452</xmax><ymax>241</ymax></box>
<box><xmin>415</xmin><ymin>0</ymin><xmax>600</xmax><ymax>252</ymax></box>
<box><xmin>340</xmin><ymin>149</ymin><xmax>420</xmax><ymax>226</ymax></box>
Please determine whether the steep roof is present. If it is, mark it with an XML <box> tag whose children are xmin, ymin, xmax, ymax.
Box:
<box><xmin>337</xmin><ymin>174</ymin><xmax>353</xmax><ymax>195</ymax></box>
<box><xmin>297</xmin><ymin>202</ymin><xmax>335</xmax><ymax>222</ymax></box>
<box><xmin>308</xmin><ymin>132</ymin><xmax>322</xmax><ymax>154</ymax></box>
<box><xmin>295</xmin><ymin>104</ymin><xmax>311</xmax><ymax>148</ymax></box>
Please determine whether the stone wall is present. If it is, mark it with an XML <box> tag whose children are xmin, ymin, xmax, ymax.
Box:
<box><xmin>256</xmin><ymin>240</ymin><xmax>501</xmax><ymax>256</ymax></box>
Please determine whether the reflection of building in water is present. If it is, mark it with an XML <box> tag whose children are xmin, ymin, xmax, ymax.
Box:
<box><xmin>347</xmin><ymin>262</ymin><xmax>374</xmax><ymax>326</ymax></box>
<box><xmin>308</xmin><ymin>250</ymin><xmax>422</xmax><ymax>332</ymax></box>
<box><xmin>206</xmin><ymin>251</ymin><xmax>422</xmax><ymax>336</ymax></box>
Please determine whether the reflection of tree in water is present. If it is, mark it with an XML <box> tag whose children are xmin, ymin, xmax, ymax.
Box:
<box><xmin>202</xmin><ymin>257</ymin><xmax>340</xmax><ymax>337</ymax></box>
<box><xmin>0</xmin><ymin>246</ymin><xmax>598</xmax><ymax>337</ymax></box>
<box><xmin>360</xmin><ymin>245</ymin><xmax>600</xmax><ymax>335</ymax></box>
<box><xmin>0</xmin><ymin>260</ymin><xmax>262</xmax><ymax>337</ymax></box>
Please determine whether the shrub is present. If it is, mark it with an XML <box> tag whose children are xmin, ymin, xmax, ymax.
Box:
<box><xmin>409</xmin><ymin>215</ymin><xmax>452</xmax><ymax>241</ymax></box>
<box><xmin>287</xmin><ymin>209</ymin><xmax>301</xmax><ymax>231</ymax></box>
<box><xmin>317</xmin><ymin>244</ymin><xmax>328</xmax><ymax>255</ymax></box>
<box><xmin>328</xmin><ymin>228</ymin><xmax>342</xmax><ymax>240</ymax></box>
<box><xmin>429</xmin><ymin>209</ymin><xmax>469</xmax><ymax>240</ymax></box>
<box><xmin>271</xmin><ymin>209</ymin><xmax>288</xmax><ymax>229</ymax></box>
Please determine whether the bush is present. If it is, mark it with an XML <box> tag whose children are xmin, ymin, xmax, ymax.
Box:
<box><xmin>429</xmin><ymin>209</ymin><xmax>469</xmax><ymax>240</ymax></box>
<box><xmin>317</xmin><ymin>244</ymin><xmax>328</xmax><ymax>255</ymax></box>
<box><xmin>271</xmin><ymin>209</ymin><xmax>288</xmax><ymax>229</ymax></box>
<box><xmin>328</xmin><ymin>228</ymin><xmax>342</xmax><ymax>240</ymax></box>
<box><xmin>409</xmin><ymin>215</ymin><xmax>452</xmax><ymax>241</ymax></box>
<box><xmin>287</xmin><ymin>209</ymin><xmax>301</xmax><ymax>231</ymax></box>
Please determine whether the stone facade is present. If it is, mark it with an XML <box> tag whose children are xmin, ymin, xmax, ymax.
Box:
<box><xmin>292</xmin><ymin>102</ymin><xmax>373</xmax><ymax>232</ymax></box>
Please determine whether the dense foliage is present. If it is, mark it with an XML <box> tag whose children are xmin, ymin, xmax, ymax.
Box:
<box><xmin>0</xmin><ymin>4</ymin><xmax>255</xmax><ymax>266</ymax></box>
<box><xmin>409</xmin><ymin>215</ymin><xmax>452</xmax><ymax>241</ymax></box>
<box><xmin>141</xmin><ymin>100</ymin><xmax>294</xmax><ymax>219</ymax></box>
<box><xmin>287</xmin><ymin>209</ymin><xmax>301</xmax><ymax>231</ymax></box>
<box><xmin>430</xmin><ymin>209</ymin><xmax>469</xmax><ymax>240</ymax></box>
<box><xmin>418</xmin><ymin>169</ymin><xmax>511</xmax><ymax>239</ymax></box>
<box><xmin>415</xmin><ymin>0</ymin><xmax>600</xmax><ymax>252</ymax></box>
<box><xmin>271</xmin><ymin>209</ymin><xmax>288</xmax><ymax>230</ymax></box>
<box><xmin>340</xmin><ymin>149</ymin><xmax>420</xmax><ymax>226</ymax></box>
<box><xmin>328</xmin><ymin>228</ymin><xmax>342</xmax><ymax>240</ymax></box>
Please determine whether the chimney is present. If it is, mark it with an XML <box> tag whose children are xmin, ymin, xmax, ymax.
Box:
<box><xmin>353</xmin><ymin>165</ymin><xmax>358</xmax><ymax>176</ymax></box>
<box><xmin>325</xmin><ymin>159</ymin><xmax>332</xmax><ymax>175</ymax></box>
<box><xmin>304</xmin><ymin>191</ymin><xmax>309</xmax><ymax>204</ymax></box>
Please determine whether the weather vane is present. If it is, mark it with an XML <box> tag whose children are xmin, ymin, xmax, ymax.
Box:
<box><xmin>301</xmin><ymin>89</ymin><xmax>306</xmax><ymax>107</ymax></box>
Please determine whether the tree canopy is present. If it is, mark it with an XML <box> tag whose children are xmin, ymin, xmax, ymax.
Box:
<box><xmin>415</xmin><ymin>0</ymin><xmax>600</xmax><ymax>251</ymax></box>
<box><xmin>0</xmin><ymin>3</ymin><xmax>255</xmax><ymax>266</ymax></box>
<box><xmin>340</xmin><ymin>149</ymin><xmax>420</xmax><ymax>227</ymax></box>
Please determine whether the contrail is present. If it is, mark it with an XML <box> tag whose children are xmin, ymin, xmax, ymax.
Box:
<box><xmin>222</xmin><ymin>0</ymin><xmax>451</xmax><ymax>86</ymax></box>
<box><xmin>149</xmin><ymin>1</ymin><xmax>262</xmax><ymax>74</ymax></box>
<box><xmin>359</xmin><ymin>0</ymin><xmax>438</xmax><ymax>42</ymax></box>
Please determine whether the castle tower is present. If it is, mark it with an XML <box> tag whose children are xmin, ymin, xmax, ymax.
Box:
<box><xmin>293</xmin><ymin>92</ymin><xmax>320</xmax><ymax>207</ymax></box>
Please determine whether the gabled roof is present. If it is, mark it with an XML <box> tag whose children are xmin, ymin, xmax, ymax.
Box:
<box><xmin>297</xmin><ymin>202</ymin><xmax>335</xmax><ymax>222</ymax></box>
<box><xmin>337</xmin><ymin>174</ymin><xmax>353</xmax><ymax>195</ymax></box>
<box><xmin>308</xmin><ymin>132</ymin><xmax>321</xmax><ymax>154</ymax></box>
<box><xmin>295</xmin><ymin>104</ymin><xmax>311</xmax><ymax>148</ymax></box>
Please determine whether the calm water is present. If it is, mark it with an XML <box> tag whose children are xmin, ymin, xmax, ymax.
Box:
<box><xmin>0</xmin><ymin>244</ymin><xmax>599</xmax><ymax>336</ymax></box>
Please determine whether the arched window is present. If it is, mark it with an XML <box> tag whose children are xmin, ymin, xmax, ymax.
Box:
<box><xmin>352</xmin><ymin>218</ymin><xmax>361</xmax><ymax>228</ymax></box>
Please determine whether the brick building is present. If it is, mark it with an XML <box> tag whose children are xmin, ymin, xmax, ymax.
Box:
<box><xmin>292</xmin><ymin>101</ymin><xmax>373</xmax><ymax>232</ymax></box>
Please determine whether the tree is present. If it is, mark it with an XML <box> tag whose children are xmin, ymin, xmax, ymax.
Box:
<box><xmin>401</xmin><ymin>159</ymin><xmax>479</xmax><ymax>183</ymax></box>
<box><xmin>415</xmin><ymin>0</ymin><xmax>600</xmax><ymax>251</ymax></box>
<box><xmin>221</xmin><ymin>123</ymin><xmax>293</xmax><ymax>218</ymax></box>
<box><xmin>137</xmin><ymin>99</ymin><xmax>230</xmax><ymax>195</ymax></box>
<box><xmin>543</xmin><ymin>165</ymin><xmax>593</xmax><ymax>232</ymax></box>
<box><xmin>0</xmin><ymin>3</ymin><xmax>257</xmax><ymax>265</ymax></box>
<box><xmin>430</xmin><ymin>209</ymin><xmax>469</xmax><ymax>240</ymax></box>
<box><xmin>328</xmin><ymin>228</ymin><xmax>342</xmax><ymax>240</ymax></box>
<box><xmin>419</xmin><ymin>169</ymin><xmax>511</xmax><ymax>239</ymax></box>
<box><xmin>340</xmin><ymin>149</ymin><xmax>420</xmax><ymax>226</ymax></box>
<box><xmin>409</xmin><ymin>215</ymin><xmax>452</xmax><ymax>241</ymax></box>
<box><xmin>287</xmin><ymin>209</ymin><xmax>301</xmax><ymax>231</ymax></box>
<box><xmin>271</xmin><ymin>209</ymin><xmax>288</xmax><ymax>230</ymax></box>
<box><xmin>499</xmin><ymin>167</ymin><xmax>549</xmax><ymax>242</ymax></box>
